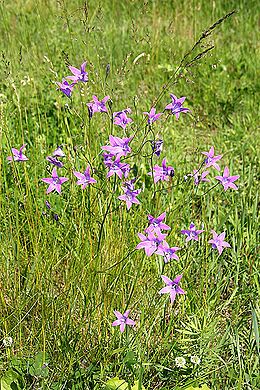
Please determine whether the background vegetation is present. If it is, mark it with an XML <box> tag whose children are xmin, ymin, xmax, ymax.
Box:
<box><xmin>0</xmin><ymin>0</ymin><xmax>259</xmax><ymax>389</ymax></box>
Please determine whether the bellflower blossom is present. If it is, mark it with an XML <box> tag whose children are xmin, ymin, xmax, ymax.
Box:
<box><xmin>165</xmin><ymin>94</ymin><xmax>190</xmax><ymax>119</ymax></box>
<box><xmin>52</xmin><ymin>146</ymin><xmax>65</xmax><ymax>158</ymax></box>
<box><xmin>201</xmin><ymin>146</ymin><xmax>222</xmax><ymax>171</ymax></box>
<box><xmin>112</xmin><ymin>310</ymin><xmax>135</xmax><ymax>333</ymax></box>
<box><xmin>113</xmin><ymin>108</ymin><xmax>133</xmax><ymax>129</ymax></box>
<box><xmin>136</xmin><ymin>231</ymin><xmax>167</xmax><ymax>257</ymax></box>
<box><xmin>181</xmin><ymin>223</ymin><xmax>204</xmax><ymax>242</ymax></box>
<box><xmin>151</xmin><ymin>139</ymin><xmax>163</xmax><ymax>157</ymax></box>
<box><xmin>7</xmin><ymin>144</ymin><xmax>28</xmax><ymax>162</ymax></box>
<box><xmin>208</xmin><ymin>230</ymin><xmax>231</xmax><ymax>255</ymax></box>
<box><xmin>143</xmin><ymin>107</ymin><xmax>162</xmax><ymax>124</ymax></box>
<box><xmin>118</xmin><ymin>180</ymin><xmax>141</xmax><ymax>210</ymax></box>
<box><xmin>103</xmin><ymin>154</ymin><xmax>130</xmax><ymax>179</ymax></box>
<box><xmin>188</xmin><ymin>169</ymin><xmax>210</xmax><ymax>186</ymax></box>
<box><xmin>159</xmin><ymin>274</ymin><xmax>186</xmax><ymax>303</ymax></box>
<box><xmin>145</xmin><ymin>212</ymin><xmax>171</xmax><ymax>233</ymax></box>
<box><xmin>215</xmin><ymin>167</ymin><xmax>240</xmax><ymax>191</ymax></box>
<box><xmin>46</xmin><ymin>156</ymin><xmax>64</xmax><ymax>168</ymax></box>
<box><xmin>56</xmin><ymin>78</ymin><xmax>75</xmax><ymax>98</ymax></box>
<box><xmin>102</xmin><ymin>135</ymin><xmax>133</xmax><ymax>158</ymax></box>
<box><xmin>148</xmin><ymin>158</ymin><xmax>174</xmax><ymax>183</ymax></box>
<box><xmin>41</xmin><ymin>168</ymin><xmax>69</xmax><ymax>194</ymax></box>
<box><xmin>73</xmin><ymin>166</ymin><xmax>96</xmax><ymax>189</ymax></box>
<box><xmin>160</xmin><ymin>243</ymin><xmax>181</xmax><ymax>263</ymax></box>
<box><xmin>66</xmin><ymin>61</ymin><xmax>88</xmax><ymax>83</ymax></box>
<box><xmin>87</xmin><ymin>95</ymin><xmax>110</xmax><ymax>116</ymax></box>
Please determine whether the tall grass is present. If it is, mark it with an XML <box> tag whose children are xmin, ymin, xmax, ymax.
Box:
<box><xmin>0</xmin><ymin>1</ymin><xmax>259</xmax><ymax>389</ymax></box>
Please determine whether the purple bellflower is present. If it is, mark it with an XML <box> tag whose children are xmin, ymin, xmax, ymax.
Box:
<box><xmin>87</xmin><ymin>95</ymin><xmax>110</xmax><ymax>116</ymax></box>
<box><xmin>102</xmin><ymin>135</ymin><xmax>133</xmax><ymax>158</ymax></box>
<box><xmin>113</xmin><ymin>109</ymin><xmax>133</xmax><ymax>129</ymax></box>
<box><xmin>52</xmin><ymin>146</ymin><xmax>65</xmax><ymax>158</ymax></box>
<box><xmin>209</xmin><ymin>230</ymin><xmax>231</xmax><ymax>255</ymax></box>
<box><xmin>122</xmin><ymin>178</ymin><xmax>137</xmax><ymax>191</ymax></box>
<box><xmin>160</xmin><ymin>244</ymin><xmax>181</xmax><ymax>263</ymax></box>
<box><xmin>143</xmin><ymin>107</ymin><xmax>163</xmax><ymax>124</ymax></box>
<box><xmin>7</xmin><ymin>144</ymin><xmax>28</xmax><ymax>162</ymax></box>
<box><xmin>215</xmin><ymin>167</ymin><xmax>240</xmax><ymax>191</ymax></box>
<box><xmin>201</xmin><ymin>146</ymin><xmax>222</xmax><ymax>171</ymax></box>
<box><xmin>112</xmin><ymin>310</ymin><xmax>135</xmax><ymax>333</ymax></box>
<box><xmin>159</xmin><ymin>274</ymin><xmax>186</xmax><ymax>304</ymax></box>
<box><xmin>73</xmin><ymin>166</ymin><xmax>96</xmax><ymax>189</ymax></box>
<box><xmin>46</xmin><ymin>156</ymin><xmax>64</xmax><ymax>168</ymax></box>
<box><xmin>118</xmin><ymin>180</ymin><xmax>141</xmax><ymax>210</ymax></box>
<box><xmin>188</xmin><ymin>169</ymin><xmax>210</xmax><ymax>186</ymax></box>
<box><xmin>56</xmin><ymin>78</ymin><xmax>75</xmax><ymax>98</ymax></box>
<box><xmin>165</xmin><ymin>94</ymin><xmax>190</xmax><ymax>119</ymax></box>
<box><xmin>45</xmin><ymin>200</ymin><xmax>51</xmax><ymax>210</ymax></box>
<box><xmin>66</xmin><ymin>61</ymin><xmax>88</xmax><ymax>83</ymax></box>
<box><xmin>103</xmin><ymin>154</ymin><xmax>130</xmax><ymax>179</ymax></box>
<box><xmin>151</xmin><ymin>139</ymin><xmax>163</xmax><ymax>157</ymax></box>
<box><xmin>136</xmin><ymin>231</ymin><xmax>167</xmax><ymax>257</ymax></box>
<box><xmin>148</xmin><ymin>158</ymin><xmax>174</xmax><ymax>183</ymax></box>
<box><xmin>42</xmin><ymin>168</ymin><xmax>69</xmax><ymax>194</ymax></box>
<box><xmin>145</xmin><ymin>212</ymin><xmax>171</xmax><ymax>233</ymax></box>
<box><xmin>181</xmin><ymin>223</ymin><xmax>204</xmax><ymax>242</ymax></box>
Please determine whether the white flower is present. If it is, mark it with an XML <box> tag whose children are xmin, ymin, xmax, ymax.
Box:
<box><xmin>175</xmin><ymin>356</ymin><xmax>186</xmax><ymax>368</ymax></box>
<box><xmin>190</xmin><ymin>355</ymin><xmax>201</xmax><ymax>365</ymax></box>
<box><xmin>3</xmin><ymin>336</ymin><xmax>13</xmax><ymax>347</ymax></box>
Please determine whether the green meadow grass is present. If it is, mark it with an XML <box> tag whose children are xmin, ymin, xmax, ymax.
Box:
<box><xmin>0</xmin><ymin>0</ymin><xmax>259</xmax><ymax>389</ymax></box>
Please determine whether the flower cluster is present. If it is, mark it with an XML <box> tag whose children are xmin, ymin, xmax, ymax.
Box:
<box><xmin>56</xmin><ymin>62</ymin><xmax>88</xmax><ymax>97</ymax></box>
<box><xmin>7</xmin><ymin>60</ymin><xmax>240</xmax><ymax>334</ymax></box>
<box><xmin>186</xmin><ymin>146</ymin><xmax>240</xmax><ymax>191</ymax></box>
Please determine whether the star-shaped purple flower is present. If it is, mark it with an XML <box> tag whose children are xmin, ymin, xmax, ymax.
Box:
<box><xmin>165</xmin><ymin>94</ymin><xmax>190</xmax><ymax>119</ymax></box>
<box><xmin>188</xmin><ymin>169</ymin><xmax>210</xmax><ymax>186</ymax></box>
<box><xmin>148</xmin><ymin>158</ymin><xmax>175</xmax><ymax>183</ymax></box>
<box><xmin>159</xmin><ymin>274</ymin><xmax>186</xmax><ymax>304</ymax></box>
<box><xmin>52</xmin><ymin>146</ymin><xmax>65</xmax><ymax>158</ymax></box>
<box><xmin>215</xmin><ymin>166</ymin><xmax>240</xmax><ymax>191</ymax></box>
<box><xmin>136</xmin><ymin>231</ymin><xmax>167</xmax><ymax>257</ymax></box>
<box><xmin>113</xmin><ymin>108</ymin><xmax>133</xmax><ymax>129</ymax></box>
<box><xmin>209</xmin><ymin>230</ymin><xmax>231</xmax><ymax>255</ymax></box>
<box><xmin>151</xmin><ymin>139</ymin><xmax>163</xmax><ymax>157</ymax></box>
<box><xmin>46</xmin><ymin>156</ymin><xmax>64</xmax><ymax>168</ymax></box>
<box><xmin>145</xmin><ymin>212</ymin><xmax>171</xmax><ymax>233</ymax></box>
<box><xmin>159</xmin><ymin>243</ymin><xmax>181</xmax><ymax>263</ymax></box>
<box><xmin>7</xmin><ymin>144</ymin><xmax>28</xmax><ymax>162</ymax></box>
<box><xmin>102</xmin><ymin>135</ymin><xmax>133</xmax><ymax>158</ymax></box>
<box><xmin>56</xmin><ymin>78</ymin><xmax>75</xmax><ymax>98</ymax></box>
<box><xmin>73</xmin><ymin>166</ymin><xmax>96</xmax><ymax>189</ymax></box>
<box><xmin>104</xmin><ymin>154</ymin><xmax>130</xmax><ymax>179</ymax></box>
<box><xmin>66</xmin><ymin>61</ymin><xmax>88</xmax><ymax>83</ymax></box>
<box><xmin>87</xmin><ymin>95</ymin><xmax>110</xmax><ymax>116</ymax></box>
<box><xmin>112</xmin><ymin>310</ymin><xmax>135</xmax><ymax>333</ymax></box>
<box><xmin>143</xmin><ymin>107</ymin><xmax>163</xmax><ymax>124</ymax></box>
<box><xmin>201</xmin><ymin>146</ymin><xmax>222</xmax><ymax>171</ymax></box>
<box><xmin>118</xmin><ymin>185</ymin><xmax>141</xmax><ymax>210</ymax></box>
<box><xmin>181</xmin><ymin>223</ymin><xmax>204</xmax><ymax>242</ymax></box>
<box><xmin>42</xmin><ymin>168</ymin><xmax>69</xmax><ymax>194</ymax></box>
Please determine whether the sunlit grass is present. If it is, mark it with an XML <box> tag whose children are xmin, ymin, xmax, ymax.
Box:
<box><xmin>0</xmin><ymin>1</ymin><xmax>259</xmax><ymax>389</ymax></box>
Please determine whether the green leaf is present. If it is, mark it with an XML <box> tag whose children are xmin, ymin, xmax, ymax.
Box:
<box><xmin>185</xmin><ymin>385</ymin><xmax>211</xmax><ymax>390</ymax></box>
<box><xmin>0</xmin><ymin>370</ymin><xmax>22</xmax><ymax>390</ymax></box>
<box><xmin>28</xmin><ymin>352</ymin><xmax>49</xmax><ymax>378</ymax></box>
<box><xmin>123</xmin><ymin>351</ymin><xmax>137</xmax><ymax>367</ymax></box>
<box><xmin>105</xmin><ymin>377</ymin><xmax>128</xmax><ymax>390</ymax></box>
<box><xmin>131</xmin><ymin>381</ymin><xmax>146</xmax><ymax>390</ymax></box>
